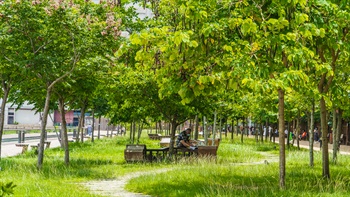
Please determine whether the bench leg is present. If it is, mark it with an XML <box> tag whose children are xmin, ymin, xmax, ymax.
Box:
<box><xmin>22</xmin><ymin>146</ymin><xmax>28</xmax><ymax>154</ymax></box>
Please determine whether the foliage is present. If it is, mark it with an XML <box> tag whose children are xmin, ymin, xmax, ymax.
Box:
<box><xmin>0</xmin><ymin>182</ymin><xmax>16</xmax><ymax>197</ymax></box>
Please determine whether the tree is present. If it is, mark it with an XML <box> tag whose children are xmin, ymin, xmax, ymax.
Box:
<box><xmin>3</xmin><ymin>0</ymin><xmax>122</xmax><ymax>169</ymax></box>
<box><xmin>309</xmin><ymin>1</ymin><xmax>350</xmax><ymax>178</ymax></box>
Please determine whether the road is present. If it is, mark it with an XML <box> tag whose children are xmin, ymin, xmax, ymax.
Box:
<box><xmin>1</xmin><ymin>131</ymin><xmax>65</xmax><ymax>157</ymax></box>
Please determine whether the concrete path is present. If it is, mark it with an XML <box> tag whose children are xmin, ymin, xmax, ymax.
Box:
<box><xmin>270</xmin><ymin>136</ymin><xmax>350</xmax><ymax>155</ymax></box>
<box><xmin>83</xmin><ymin>169</ymin><xmax>170</xmax><ymax>197</ymax></box>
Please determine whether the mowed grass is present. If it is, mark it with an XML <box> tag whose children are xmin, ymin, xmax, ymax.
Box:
<box><xmin>0</xmin><ymin>133</ymin><xmax>349</xmax><ymax>197</ymax></box>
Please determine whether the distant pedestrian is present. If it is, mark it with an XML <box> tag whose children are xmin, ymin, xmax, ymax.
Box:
<box><xmin>284</xmin><ymin>129</ymin><xmax>288</xmax><ymax>138</ymax></box>
<box><xmin>87</xmin><ymin>124</ymin><xmax>92</xmax><ymax>136</ymax></box>
<box><xmin>314</xmin><ymin>129</ymin><xmax>319</xmax><ymax>142</ymax></box>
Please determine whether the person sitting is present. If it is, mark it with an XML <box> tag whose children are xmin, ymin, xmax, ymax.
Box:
<box><xmin>176</xmin><ymin>128</ymin><xmax>197</xmax><ymax>150</ymax></box>
<box><xmin>299</xmin><ymin>130</ymin><xmax>307</xmax><ymax>140</ymax></box>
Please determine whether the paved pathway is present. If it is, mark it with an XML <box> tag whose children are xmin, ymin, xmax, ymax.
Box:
<box><xmin>83</xmin><ymin>169</ymin><xmax>170</xmax><ymax>197</ymax></box>
<box><xmin>1</xmin><ymin>130</ymin><xmax>112</xmax><ymax>157</ymax></box>
<box><xmin>271</xmin><ymin>137</ymin><xmax>350</xmax><ymax>155</ymax></box>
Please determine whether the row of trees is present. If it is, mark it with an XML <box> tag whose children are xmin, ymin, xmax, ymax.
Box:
<box><xmin>1</xmin><ymin>0</ymin><xmax>350</xmax><ymax>190</ymax></box>
<box><xmin>118</xmin><ymin>0</ymin><xmax>350</xmax><ymax>189</ymax></box>
<box><xmin>0</xmin><ymin>0</ymin><xmax>135</xmax><ymax>169</ymax></box>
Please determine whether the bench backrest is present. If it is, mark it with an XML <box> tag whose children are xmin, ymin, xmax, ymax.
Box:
<box><xmin>207</xmin><ymin>138</ymin><xmax>221</xmax><ymax>146</ymax></box>
<box><xmin>148</xmin><ymin>133</ymin><xmax>161</xmax><ymax>140</ymax></box>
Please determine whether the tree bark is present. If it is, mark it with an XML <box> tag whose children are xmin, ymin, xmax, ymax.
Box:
<box><xmin>168</xmin><ymin>120</ymin><xmax>179</xmax><ymax>157</ymax></box>
<box><xmin>91</xmin><ymin>109</ymin><xmax>95</xmax><ymax>142</ymax></box>
<box><xmin>98</xmin><ymin>116</ymin><xmax>101</xmax><ymax>137</ymax></box>
<box><xmin>194</xmin><ymin>115</ymin><xmax>199</xmax><ymax>140</ymax></box>
<box><xmin>320</xmin><ymin>97</ymin><xmax>330</xmax><ymax>178</ymax></box>
<box><xmin>204</xmin><ymin>116</ymin><xmax>208</xmax><ymax>145</ymax></box>
<box><xmin>241</xmin><ymin>118</ymin><xmax>244</xmax><ymax>143</ymax></box>
<box><xmin>278</xmin><ymin>89</ymin><xmax>286</xmax><ymax>189</ymax></box>
<box><xmin>37</xmin><ymin>89</ymin><xmax>52</xmax><ymax>170</ymax></box>
<box><xmin>333</xmin><ymin>109</ymin><xmax>342</xmax><ymax>164</ymax></box>
<box><xmin>309</xmin><ymin>102</ymin><xmax>315</xmax><ymax>167</ymax></box>
<box><xmin>295</xmin><ymin>112</ymin><xmax>300</xmax><ymax>149</ymax></box>
<box><xmin>58</xmin><ymin>97</ymin><xmax>69</xmax><ymax>165</ymax></box>
<box><xmin>231</xmin><ymin>119</ymin><xmax>234</xmax><ymax>141</ymax></box>
<box><xmin>129</xmin><ymin>121</ymin><xmax>133</xmax><ymax>143</ymax></box>
<box><xmin>0</xmin><ymin>81</ymin><xmax>10</xmax><ymax>159</ymax></box>
<box><xmin>78</xmin><ymin>104</ymin><xmax>86</xmax><ymax>143</ymax></box>
<box><xmin>212</xmin><ymin>110</ymin><xmax>217</xmax><ymax>146</ymax></box>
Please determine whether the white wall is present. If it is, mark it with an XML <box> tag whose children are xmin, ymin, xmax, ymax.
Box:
<box><xmin>0</xmin><ymin>100</ymin><xmax>54</xmax><ymax>127</ymax></box>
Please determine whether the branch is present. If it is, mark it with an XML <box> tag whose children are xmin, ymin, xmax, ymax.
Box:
<box><xmin>34</xmin><ymin>39</ymin><xmax>53</xmax><ymax>54</ymax></box>
<box><xmin>48</xmin><ymin>30</ymin><xmax>79</xmax><ymax>90</ymax></box>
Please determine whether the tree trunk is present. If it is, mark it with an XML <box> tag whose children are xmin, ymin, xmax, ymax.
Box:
<box><xmin>37</xmin><ymin>89</ymin><xmax>52</xmax><ymax>170</ymax></box>
<box><xmin>259</xmin><ymin>118</ymin><xmax>263</xmax><ymax>143</ymax></box>
<box><xmin>231</xmin><ymin>119</ymin><xmax>234</xmax><ymax>141</ymax></box>
<box><xmin>257</xmin><ymin>122</ymin><xmax>260</xmax><ymax>143</ymax></box>
<box><xmin>212</xmin><ymin>110</ymin><xmax>217</xmax><ymax>146</ymax></box>
<box><xmin>219</xmin><ymin>116</ymin><xmax>222</xmax><ymax>140</ymax></box>
<box><xmin>204</xmin><ymin>116</ymin><xmax>208</xmax><ymax>145</ymax></box>
<box><xmin>58</xmin><ymin>97</ymin><xmax>69</xmax><ymax>165</ymax></box>
<box><xmin>241</xmin><ymin>118</ymin><xmax>244</xmax><ymax>143</ymax></box>
<box><xmin>129</xmin><ymin>122</ymin><xmax>133</xmax><ymax>143</ymax></box>
<box><xmin>265</xmin><ymin>119</ymin><xmax>269</xmax><ymax>142</ymax></box>
<box><xmin>79</xmin><ymin>105</ymin><xmax>86</xmax><ymax>143</ymax></box>
<box><xmin>137</xmin><ymin>121</ymin><xmax>143</xmax><ymax>144</ymax></box>
<box><xmin>91</xmin><ymin>109</ymin><xmax>95</xmax><ymax>142</ymax></box>
<box><xmin>309</xmin><ymin>102</ymin><xmax>315</xmax><ymax>167</ymax></box>
<box><xmin>0</xmin><ymin>82</ymin><xmax>10</xmax><ymax>159</ymax></box>
<box><xmin>296</xmin><ymin>118</ymin><xmax>300</xmax><ymax>150</ymax></box>
<box><xmin>320</xmin><ymin>97</ymin><xmax>330</xmax><ymax>178</ymax></box>
<box><xmin>194</xmin><ymin>115</ymin><xmax>199</xmax><ymax>140</ymax></box>
<box><xmin>333</xmin><ymin>109</ymin><xmax>342</xmax><ymax>164</ymax></box>
<box><xmin>98</xmin><ymin>116</ymin><xmax>101</xmax><ymax>138</ymax></box>
<box><xmin>287</xmin><ymin>121</ymin><xmax>290</xmax><ymax>149</ymax></box>
<box><xmin>168</xmin><ymin>120</ymin><xmax>178</xmax><ymax>157</ymax></box>
<box><xmin>278</xmin><ymin>89</ymin><xmax>286</xmax><ymax>189</ymax></box>
<box><xmin>132</xmin><ymin>121</ymin><xmax>136</xmax><ymax>144</ymax></box>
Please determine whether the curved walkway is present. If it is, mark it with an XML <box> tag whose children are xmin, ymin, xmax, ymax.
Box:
<box><xmin>84</xmin><ymin>152</ymin><xmax>278</xmax><ymax>197</ymax></box>
<box><xmin>83</xmin><ymin>168</ymin><xmax>169</xmax><ymax>197</ymax></box>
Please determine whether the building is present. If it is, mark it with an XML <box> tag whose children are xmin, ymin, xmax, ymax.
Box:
<box><xmin>0</xmin><ymin>100</ymin><xmax>54</xmax><ymax>129</ymax></box>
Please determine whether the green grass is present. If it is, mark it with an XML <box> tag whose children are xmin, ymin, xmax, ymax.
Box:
<box><xmin>1</xmin><ymin>134</ymin><xmax>350</xmax><ymax>197</ymax></box>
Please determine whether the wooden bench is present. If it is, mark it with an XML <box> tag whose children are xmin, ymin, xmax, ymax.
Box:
<box><xmin>30</xmin><ymin>141</ymin><xmax>52</xmax><ymax>153</ymax></box>
<box><xmin>148</xmin><ymin>133</ymin><xmax>161</xmax><ymax>140</ymax></box>
<box><xmin>15</xmin><ymin>143</ymin><xmax>29</xmax><ymax>154</ymax></box>
<box><xmin>159</xmin><ymin>138</ymin><xmax>173</xmax><ymax>147</ymax></box>
<box><xmin>124</xmin><ymin>144</ymin><xmax>146</xmax><ymax>162</ymax></box>
<box><xmin>198</xmin><ymin>146</ymin><xmax>218</xmax><ymax>158</ymax></box>
<box><xmin>174</xmin><ymin>147</ymin><xmax>198</xmax><ymax>159</ymax></box>
<box><xmin>145</xmin><ymin>147</ymin><xmax>169</xmax><ymax>162</ymax></box>
<box><xmin>207</xmin><ymin>138</ymin><xmax>221</xmax><ymax>146</ymax></box>
<box><xmin>44</xmin><ymin>141</ymin><xmax>51</xmax><ymax>148</ymax></box>
<box><xmin>61</xmin><ymin>139</ymin><xmax>75</xmax><ymax>142</ymax></box>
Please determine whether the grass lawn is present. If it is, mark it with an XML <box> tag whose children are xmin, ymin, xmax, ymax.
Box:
<box><xmin>1</xmin><ymin>133</ymin><xmax>349</xmax><ymax>197</ymax></box>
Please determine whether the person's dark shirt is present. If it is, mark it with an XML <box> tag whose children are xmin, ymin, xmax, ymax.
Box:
<box><xmin>176</xmin><ymin>131</ymin><xmax>190</xmax><ymax>147</ymax></box>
